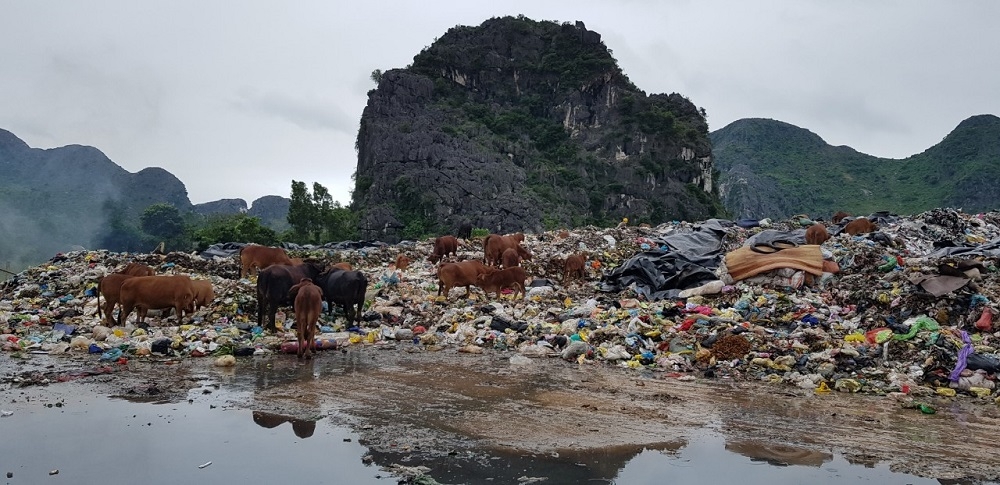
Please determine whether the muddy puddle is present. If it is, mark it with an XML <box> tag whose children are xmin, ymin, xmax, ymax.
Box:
<box><xmin>2</xmin><ymin>349</ymin><xmax>999</xmax><ymax>484</ymax></box>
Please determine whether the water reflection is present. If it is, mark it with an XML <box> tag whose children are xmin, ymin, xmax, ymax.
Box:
<box><xmin>724</xmin><ymin>439</ymin><xmax>833</xmax><ymax>467</ymax></box>
<box><xmin>359</xmin><ymin>441</ymin><xmax>687</xmax><ymax>484</ymax></box>
<box><xmin>252</xmin><ymin>411</ymin><xmax>317</xmax><ymax>438</ymax></box>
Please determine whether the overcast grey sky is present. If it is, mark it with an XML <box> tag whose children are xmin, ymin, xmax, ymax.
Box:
<box><xmin>2</xmin><ymin>1</ymin><xmax>997</xmax><ymax>206</ymax></box>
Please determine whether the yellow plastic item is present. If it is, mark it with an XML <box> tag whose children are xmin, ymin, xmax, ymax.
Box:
<box><xmin>968</xmin><ymin>387</ymin><xmax>992</xmax><ymax>398</ymax></box>
<box><xmin>935</xmin><ymin>387</ymin><xmax>957</xmax><ymax>397</ymax></box>
<box><xmin>844</xmin><ymin>333</ymin><xmax>865</xmax><ymax>343</ymax></box>
<box><xmin>815</xmin><ymin>381</ymin><xmax>831</xmax><ymax>393</ymax></box>
<box><xmin>563</xmin><ymin>297</ymin><xmax>573</xmax><ymax>308</ymax></box>
<box><xmin>349</xmin><ymin>335</ymin><xmax>362</xmax><ymax>344</ymax></box>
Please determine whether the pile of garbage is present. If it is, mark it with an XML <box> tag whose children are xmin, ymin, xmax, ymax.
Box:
<box><xmin>5</xmin><ymin>208</ymin><xmax>1000</xmax><ymax>406</ymax></box>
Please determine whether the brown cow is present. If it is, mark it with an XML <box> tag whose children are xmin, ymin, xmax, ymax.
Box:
<box><xmin>484</xmin><ymin>233</ymin><xmax>531</xmax><ymax>267</ymax></box>
<box><xmin>118</xmin><ymin>275</ymin><xmax>195</xmax><ymax>326</ymax></box>
<box><xmin>121</xmin><ymin>262</ymin><xmax>155</xmax><ymax>276</ymax></box>
<box><xmin>805</xmin><ymin>223</ymin><xmax>830</xmax><ymax>245</ymax></box>
<box><xmin>240</xmin><ymin>244</ymin><xmax>294</xmax><ymax>278</ymax></box>
<box><xmin>96</xmin><ymin>273</ymin><xmax>135</xmax><ymax>326</ymax></box>
<box><xmin>477</xmin><ymin>266</ymin><xmax>527</xmax><ymax>299</ymax></box>
<box><xmin>289</xmin><ymin>279</ymin><xmax>323</xmax><ymax>360</ymax></box>
<box><xmin>501</xmin><ymin>248</ymin><xmax>521</xmax><ymax>269</ymax></box>
<box><xmin>437</xmin><ymin>260</ymin><xmax>496</xmax><ymax>299</ymax></box>
<box><xmin>832</xmin><ymin>211</ymin><xmax>851</xmax><ymax>224</ymax></box>
<box><xmin>563</xmin><ymin>253</ymin><xmax>587</xmax><ymax>284</ymax></box>
<box><xmin>190</xmin><ymin>280</ymin><xmax>215</xmax><ymax>311</ymax></box>
<box><xmin>395</xmin><ymin>254</ymin><xmax>411</xmax><ymax>271</ymax></box>
<box><xmin>843</xmin><ymin>217</ymin><xmax>879</xmax><ymax>236</ymax></box>
<box><xmin>330</xmin><ymin>262</ymin><xmax>352</xmax><ymax>271</ymax></box>
<box><xmin>429</xmin><ymin>235</ymin><xmax>459</xmax><ymax>263</ymax></box>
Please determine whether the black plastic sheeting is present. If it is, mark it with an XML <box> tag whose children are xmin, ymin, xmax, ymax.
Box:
<box><xmin>599</xmin><ymin>219</ymin><xmax>731</xmax><ymax>301</ymax></box>
<box><xmin>925</xmin><ymin>238</ymin><xmax>1000</xmax><ymax>259</ymax></box>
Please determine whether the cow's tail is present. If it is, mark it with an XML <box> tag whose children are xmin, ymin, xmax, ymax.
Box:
<box><xmin>482</xmin><ymin>234</ymin><xmax>494</xmax><ymax>263</ymax></box>
<box><xmin>96</xmin><ymin>277</ymin><xmax>103</xmax><ymax>319</ymax></box>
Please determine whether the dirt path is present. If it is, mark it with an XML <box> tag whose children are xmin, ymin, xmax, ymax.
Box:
<box><xmin>4</xmin><ymin>348</ymin><xmax>998</xmax><ymax>481</ymax></box>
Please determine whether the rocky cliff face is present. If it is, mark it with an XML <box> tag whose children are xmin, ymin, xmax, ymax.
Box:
<box><xmin>352</xmin><ymin>16</ymin><xmax>721</xmax><ymax>241</ymax></box>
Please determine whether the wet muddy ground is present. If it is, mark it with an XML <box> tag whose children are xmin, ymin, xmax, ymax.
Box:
<box><xmin>2</xmin><ymin>347</ymin><xmax>999</xmax><ymax>484</ymax></box>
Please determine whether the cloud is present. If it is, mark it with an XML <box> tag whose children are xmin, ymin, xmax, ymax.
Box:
<box><xmin>231</xmin><ymin>89</ymin><xmax>355</xmax><ymax>135</ymax></box>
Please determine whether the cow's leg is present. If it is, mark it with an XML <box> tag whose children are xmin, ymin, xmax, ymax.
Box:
<box><xmin>103</xmin><ymin>301</ymin><xmax>116</xmax><ymax>326</ymax></box>
<box><xmin>257</xmin><ymin>294</ymin><xmax>265</xmax><ymax>328</ymax></box>
<box><xmin>267</xmin><ymin>305</ymin><xmax>278</xmax><ymax>333</ymax></box>
<box><xmin>118</xmin><ymin>303</ymin><xmax>133</xmax><ymax>327</ymax></box>
<box><xmin>297</xmin><ymin>324</ymin><xmax>305</xmax><ymax>360</ymax></box>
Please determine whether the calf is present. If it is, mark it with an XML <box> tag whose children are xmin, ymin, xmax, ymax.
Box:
<box><xmin>96</xmin><ymin>273</ymin><xmax>135</xmax><ymax>326</ymax></box>
<box><xmin>289</xmin><ymin>279</ymin><xmax>323</xmax><ymax>360</ymax></box>
<box><xmin>483</xmin><ymin>233</ymin><xmax>531</xmax><ymax>267</ymax></box>
<box><xmin>832</xmin><ymin>211</ymin><xmax>851</xmax><ymax>224</ymax></box>
<box><xmin>240</xmin><ymin>244</ymin><xmax>294</xmax><ymax>278</ymax></box>
<box><xmin>190</xmin><ymin>279</ymin><xmax>215</xmax><ymax>311</ymax></box>
<box><xmin>805</xmin><ymin>223</ymin><xmax>830</xmax><ymax>245</ymax></box>
<box><xmin>843</xmin><ymin>217</ymin><xmax>879</xmax><ymax>236</ymax></box>
<box><xmin>477</xmin><ymin>266</ymin><xmax>527</xmax><ymax>300</ymax></box>
<box><xmin>315</xmin><ymin>268</ymin><xmax>368</xmax><ymax>325</ymax></box>
<box><xmin>121</xmin><ymin>262</ymin><xmax>155</xmax><ymax>276</ymax></box>
<box><xmin>330</xmin><ymin>262</ymin><xmax>352</xmax><ymax>271</ymax></box>
<box><xmin>429</xmin><ymin>235</ymin><xmax>459</xmax><ymax>263</ymax></box>
<box><xmin>563</xmin><ymin>253</ymin><xmax>587</xmax><ymax>284</ymax></box>
<box><xmin>437</xmin><ymin>260</ymin><xmax>496</xmax><ymax>299</ymax></box>
<box><xmin>256</xmin><ymin>263</ymin><xmax>325</xmax><ymax>331</ymax></box>
<box><xmin>395</xmin><ymin>254</ymin><xmax>411</xmax><ymax>271</ymax></box>
<box><xmin>501</xmin><ymin>248</ymin><xmax>521</xmax><ymax>269</ymax></box>
<box><xmin>118</xmin><ymin>275</ymin><xmax>195</xmax><ymax>326</ymax></box>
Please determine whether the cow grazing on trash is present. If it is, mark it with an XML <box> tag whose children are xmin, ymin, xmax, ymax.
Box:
<box><xmin>483</xmin><ymin>233</ymin><xmax>531</xmax><ymax>267</ymax></box>
<box><xmin>118</xmin><ymin>275</ymin><xmax>195</xmax><ymax>327</ymax></box>
<box><xmin>96</xmin><ymin>273</ymin><xmax>135</xmax><ymax>326</ymax></box>
<box><xmin>315</xmin><ymin>268</ymin><xmax>368</xmax><ymax>325</ymax></box>
<box><xmin>256</xmin><ymin>263</ymin><xmax>325</xmax><ymax>331</ymax></box>
<box><xmin>843</xmin><ymin>217</ymin><xmax>879</xmax><ymax>236</ymax></box>
<box><xmin>190</xmin><ymin>280</ymin><xmax>215</xmax><ymax>311</ymax></box>
<box><xmin>395</xmin><ymin>254</ymin><xmax>411</xmax><ymax>271</ymax></box>
<box><xmin>501</xmin><ymin>248</ymin><xmax>521</xmax><ymax>269</ymax></box>
<box><xmin>120</xmin><ymin>262</ymin><xmax>155</xmax><ymax>277</ymax></box>
<box><xmin>477</xmin><ymin>266</ymin><xmax>527</xmax><ymax>299</ymax></box>
<box><xmin>329</xmin><ymin>262</ymin><xmax>352</xmax><ymax>271</ymax></box>
<box><xmin>289</xmin><ymin>279</ymin><xmax>323</xmax><ymax>360</ymax></box>
<box><xmin>562</xmin><ymin>253</ymin><xmax>587</xmax><ymax>284</ymax></box>
<box><xmin>239</xmin><ymin>244</ymin><xmax>295</xmax><ymax>278</ymax></box>
<box><xmin>437</xmin><ymin>260</ymin><xmax>496</xmax><ymax>299</ymax></box>
<box><xmin>832</xmin><ymin>211</ymin><xmax>851</xmax><ymax>224</ymax></box>
<box><xmin>429</xmin><ymin>235</ymin><xmax>459</xmax><ymax>263</ymax></box>
<box><xmin>805</xmin><ymin>223</ymin><xmax>831</xmax><ymax>245</ymax></box>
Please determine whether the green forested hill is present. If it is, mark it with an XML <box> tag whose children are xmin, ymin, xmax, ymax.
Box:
<box><xmin>711</xmin><ymin>115</ymin><xmax>1000</xmax><ymax>219</ymax></box>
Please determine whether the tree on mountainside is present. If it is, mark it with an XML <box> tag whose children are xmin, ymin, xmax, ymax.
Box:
<box><xmin>140</xmin><ymin>203</ymin><xmax>189</xmax><ymax>250</ymax></box>
<box><xmin>288</xmin><ymin>181</ymin><xmax>316</xmax><ymax>242</ymax></box>
<box><xmin>192</xmin><ymin>214</ymin><xmax>277</xmax><ymax>250</ymax></box>
<box><xmin>287</xmin><ymin>180</ymin><xmax>359</xmax><ymax>244</ymax></box>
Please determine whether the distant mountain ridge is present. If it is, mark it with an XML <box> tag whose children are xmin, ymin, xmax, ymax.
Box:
<box><xmin>711</xmin><ymin>114</ymin><xmax>1000</xmax><ymax>219</ymax></box>
<box><xmin>0</xmin><ymin>128</ymin><xmax>287</xmax><ymax>270</ymax></box>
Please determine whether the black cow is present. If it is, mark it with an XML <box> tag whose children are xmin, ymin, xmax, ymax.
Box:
<box><xmin>315</xmin><ymin>268</ymin><xmax>368</xmax><ymax>325</ymax></box>
<box><xmin>256</xmin><ymin>263</ymin><xmax>324</xmax><ymax>331</ymax></box>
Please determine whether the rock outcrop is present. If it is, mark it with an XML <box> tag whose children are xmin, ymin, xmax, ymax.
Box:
<box><xmin>352</xmin><ymin>16</ymin><xmax>722</xmax><ymax>242</ymax></box>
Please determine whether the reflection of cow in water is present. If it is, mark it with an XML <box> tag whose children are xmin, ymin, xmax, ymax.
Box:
<box><xmin>252</xmin><ymin>411</ymin><xmax>316</xmax><ymax>439</ymax></box>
